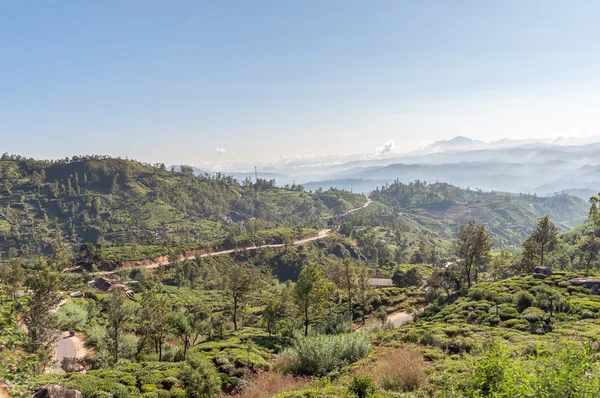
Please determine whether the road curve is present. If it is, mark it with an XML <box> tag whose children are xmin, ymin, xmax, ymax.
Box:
<box><xmin>53</xmin><ymin>334</ymin><xmax>78</xmax><ymax>373</ymax></box>
<box><xmin>387</xmin><ymin>311</ymin><xmax>413</xmax><ymax>327</ymax></box>
<box><xmin>85</xmin><ymin>197</ymin><xmax>372</xmax><ymax>276</ymax></box>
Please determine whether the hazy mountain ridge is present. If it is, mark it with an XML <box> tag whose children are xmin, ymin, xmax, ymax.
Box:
<box><xmin>202</xmin><ymin>136</ymin><xmax>600</xmax><ymax>197</ymax></box>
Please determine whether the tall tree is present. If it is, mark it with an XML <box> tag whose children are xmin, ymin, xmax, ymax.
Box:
<box><xmin>105</xmin><ymin>290</ymin><xmax>133</xmax><ymax>364</ymax></box>
<box><xmin>22</xmin><ymin>265</ymin><xmax>63</xmax><ymax>356</ymax></box>
<box><xmin>224</xmin><ymin>264</ymin><xmax>262</xmax><ymax>331</ymax></box>
<box><xmin>329</xmin><ymin>259</ymin><xmax>358</xmax><ymax>316</ymax></box>
<box><xmin>531</xmin><ymin>215</ymin><xmax>558</xmax><ymax>268</ymax></box>
<box><xmin>294</xmin><ymin>262</ymin><xmax>333</xmax><ymax>336</ymax></box>
<box><xmin>580</xmin><ymin>236</ymin><xmax>600</xmax><ymax>275</ymax></box>
<box><xmin>138</xmin><ymin>289</ymin><xmax>172</xmax><ymax>361</ymax></box>
<box><xmin>169</xmin><ymin>299</ymin><xmax>209</xmax><ymax>360</ymax></box>
<box><xmin>354</xmin><ymin>267</ymin><xmax>374</xmax><ymax>324</ymax></box>
<box><xmin>456</xmin><ymin>220</ymin><xmax>492</xmax><ymax>289</ymax></box>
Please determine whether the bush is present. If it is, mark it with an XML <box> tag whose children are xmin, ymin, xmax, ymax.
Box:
<box><xmin>469</xmin><ymin>289</ymin><xmax>484</xmax><ymax>301</ymax></box>
<box><xmin>514</xmin><ymin>291</ymin><xmax>535</xmax><ymax>312</ymax></box>
<box><xmin>179</xmin><ymin>353</ymin><xmax>221</xmax><ymax>398</ymax></box>
<box><xmin>142</xmin><ymin>384</ymin><xmax>157</xmax><ymax>393</ymax></box>
<box><xmin>521</xmin><ymin>307</ymin><xmax>546</xmax><ymax>323</ymax></box>
<box><xmin>318</xmin><ymin>313</ymin><xmax>352</xmax><ymax>335</ymax></box>
<box><xmin>239</xmin><ymin>372</ymin><xmax>309</xmax><ymax>398</ymax></box>
<box><xmin>348</xmin><ymin>375</ymin><xmax>376</xmax><ymax>398</ymax></box>
<box><xmin>161</xmin><ymin>376</ymin><xmax>178</xmax><ymax>390</ymax></box>
<box><xmin>280</xmin><ymin>334</ymin><xmax>371</xmax><ymax>376</ymax></box>
<box><xmin>170</xmin><ymin>388</ymin><xmax>186</xmax><ymax>398</ymax></box>
<box><xmin>56</xmin><ymin>301</ymin><xmax>89</xmax><ymax>330</ymax></box>
<box><xmin>498</xmin><ymin>306</ymin><xmax>519</xmax><ymax>321</ymax></box>
<box><xmin>367</xmin><ymin>348</ymin><xmax>428</xmax><ymax>392</ymax></box>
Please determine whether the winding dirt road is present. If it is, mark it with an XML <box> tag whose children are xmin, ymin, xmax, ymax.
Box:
<box><xmin>86</xmin><ymin>197</ymin><xmax>372</xmax><ymax>276</ymax></box>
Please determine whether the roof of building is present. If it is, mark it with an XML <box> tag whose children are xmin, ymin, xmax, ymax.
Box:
<box><xmin>370</xmin><ymin>278</ymin><xmax>394</xmax><ymax>287</ymax></box>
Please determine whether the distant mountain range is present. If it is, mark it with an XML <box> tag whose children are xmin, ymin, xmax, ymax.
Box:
<box><xmin>181</xmin><ymin>136</ymin><xmax>600</xmax><ymax>199</ymax></box>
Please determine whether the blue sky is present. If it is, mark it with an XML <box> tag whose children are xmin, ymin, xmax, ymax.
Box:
<box><xmin>2</xmin><ymin>1</ymin><xmax>600</xmax><ymax>168</ymax></box>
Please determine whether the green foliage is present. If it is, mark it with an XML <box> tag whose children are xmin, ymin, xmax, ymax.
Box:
<box><xmin>56</xmin><ymin>300</ymin><xmax>88</xmax><ymax>330</ymax></box>
<box><xmin>280</xmin><ymin>333</ymin><xmax>371</xmax><ymax>376</ymax></box>
<box><xmin>348</xmin><ymin>375</ymin><xmax>376</xmax><ymax>398</ymax></box>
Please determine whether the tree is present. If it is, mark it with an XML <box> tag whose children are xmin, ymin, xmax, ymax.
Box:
<box><xmin>294</xmin><ymin>262</ymin><xmax>333</xmax><ymax>336</ymax></box>
<box><xmin>530</xmin><ymin>216</ymin><xmax>558</xmax><ymax>268</ymax></box>
<box><xmin>170</xmin><ymin>299</ymin><xmax>209</xmax><ymax>360</ymax></box>
<box><xmin>105</xmin><ymin>290</ymin><xmax>134</xmax><ymax>364</ymax></box>
<box><xmin>329</xmin><ymin>259</ymin><xmax>358</xmax><ymax>316</ymax></box>
<box><xmin>354</xmin><ymin>267</ymin><xmax>374</xmax><ymax>324</ymax></box>
<box><xmin>22</xmin><ymin>266</ymin><xmax>63</xmax><ymax>356</ymax></box>
<box><xmin>456</xmin><ymin>221</ymin><xmax>492</xmax><ymax>289</ymax></box>
<box><xmin>224</xmin><ymin>264</ymin><xmax>262</xmax><ymax>331</ymax></box>
<box><xmin>138</xmin><ymin>289</ymin><xmax>172</xmax><ymax>361</ymax></box>
<box><xmin>392</xmin><ymin>267</ymin><xmax>421</xmax><ymax>288</ymax></box>
<box><xmin>262</xmin><ymin>291</ymin><xmax>287</xmax><ymax>336</ymax></box>
<box><xmin>534</xmin><ymin>285</ymin><xmax>561</xmax><ymax>318</ymax></box>
<box><xmin>580</xmin><ymin>236</ymin><xmax>600</xmax><ymax>275</ymax></box>
<box><xmin>519</xmin><ymin>235</ymin><xmax>540</xmax><ymax>274</ymax></box>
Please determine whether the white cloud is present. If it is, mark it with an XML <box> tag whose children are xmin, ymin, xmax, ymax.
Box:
<box><xmin>376</xmin><ymin>140</ymin><xmax>398</xmax><ymax>155</ymax></box>
<box><xmin>215</xmin><ymin>147</ymin><xmax>226</xmax><ymax>154</ymax></box>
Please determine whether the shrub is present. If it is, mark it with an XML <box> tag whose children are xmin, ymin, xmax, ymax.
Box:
<box><xmin>119</xmin><ymin>374</ymin><xmax>137</xmax><ymax>386</ymax></box>
<box><xmin>240</xmin><ymin>372</ymin><xmax>309</xmax><ymax>398</ymax></box>
<box><xmin>469</xmin><ymin>289</ymin><xmax>484</xmax><ymax>301</ymax></box>
<box><xmin>318</xmin><ymin>313</ymin><xmax>352</xmax><ymax>335</ymax></box>
<box><xmin>521</xmin><ymin>307</ymin><xmax>546</xmax><ymax>323</ymax></box>
<box><xmin>498</xmin><ymin>306</ymin><xmax>519</xmax><ymax>321</ymax></box>
<box><xmin>348</xmin><ymin>375</ymin><xmax>376</xmax><ymax>398</ymax></box>
<box><xmin>501</xmin><ymin>318</ymin><xmax>529</xmax><ymax>331</ymax></box>
<box><xmin>366</xmin><ymin>348</ymin><xmax>428</xmax><ymax>392</ymax></box>
<box><xmin>280</xmin><ymin>333</ymin><xmax>371</xmax><ymax>376</ymax></box>
<box><xmin>514</xmin><ymin>291</ymin><xmax>535</xmax><ymax>312</ymax></box>
<box><xmin>56</xmin><ymin>301</ymin><xmax>89</xmax><ymax>330</ymax></box>
<box><xmin>161</xmin><ymin>376</ymin><xmax>178</xmax><ymax>390</ymax></box>
<box><xmin>141</xmin><ymin>384</ymin><xmax>157</xmax><ymax>393</ymax></box>
<box><xmin>419</xmin><ymin>331</ymin><xmax>434</xmax><ymax>346</ymax></box>
<box><xmin>170</xmin><ymin>388</ymin><xmax>186</xmax><ymax>398</ymax></box>
<box><xmin>179</xmin><ymin>353</ymin><xmax>221</xmax><ymax>398</ymax></box>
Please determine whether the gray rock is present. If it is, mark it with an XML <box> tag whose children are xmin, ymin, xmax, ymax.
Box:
<box><xmin>34</xmin><ymin>385</ymin><xmax>83</xmax><ymax>398</ymax></box>
<box><xmin>533</xmin><ymin>266</ymin><xmax>552</xmax><ymax>276</ymax></box>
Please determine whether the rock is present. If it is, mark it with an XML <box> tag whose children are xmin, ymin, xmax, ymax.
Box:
<box><xmin>520</xmin><ymin>273</ymin><xmax>527</xmax><ymax>277</ymax></box>
<box><xmin>34</xmin><ymin>385</ymin><xmax>83</xmax><ymax>398</ymax></box>
<box><xmin>563</xmin><ymin>292</ymin><xmax>570</xmax><ymax>297</ymax></box>
<box><xmin>569</xmin><ymin>277</ymin><xmax>600</xmax><ymax>288</ymax></box>
<box><xmin>592</xmin><ymin>285</ymin><xmax>600</xmax><ymax>295</ymax></box>
<box><xmin>533</xmin><ymin>266</ymin><xmax>552</xmax><ymax>277</ymax></box>
<box><xmin>533</xmin><ymin>273</ymin><xmax>548</xmax><ymax>279</ymax></box>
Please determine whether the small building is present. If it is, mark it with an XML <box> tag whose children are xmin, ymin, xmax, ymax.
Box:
<box><xmin>370</xmin><ymin>278</ymin><xmax>395</xmax><ymax>288</ymax></box>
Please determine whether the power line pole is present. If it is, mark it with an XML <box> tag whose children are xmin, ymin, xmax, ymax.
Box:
<box><xmin>255</xmin><ymin>166</ymin><xmax>258</xmax><ymax>183</ymax></box>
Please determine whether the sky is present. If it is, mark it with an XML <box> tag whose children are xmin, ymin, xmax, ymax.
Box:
<box><xmin>2</xmin><ymin>1</ymin><xmax>600</xmax><ymax>169</ymax></box>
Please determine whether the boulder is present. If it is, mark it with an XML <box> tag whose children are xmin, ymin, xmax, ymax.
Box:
<box><xmin>569</xmin><ymin>278</ymin><xmax>600</xmax><ymax>288</ymax></box>
<box><xmin>533</xmin><ymin>273</ymin><xmax>548</xmax><ymax>279</ymax></box>
<box><xmin>35</xmin><ymin>385</ymin><xmax>83</xmax><ymax>398</ymax></box>
<box><xmin>533</xmin><ymin>266</ymin><xmax>552</xmax><ymax>276</ymax></box>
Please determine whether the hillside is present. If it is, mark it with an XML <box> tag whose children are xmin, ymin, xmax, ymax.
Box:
<box><xmin>0</xmin><ymin>154</ymin><xmax>366</xmax><ymax>260</ymax></box>
<box><xmin>366</xmin><ymin>181</ymin><xmax>588</xmax><ymax>248</ymax></box>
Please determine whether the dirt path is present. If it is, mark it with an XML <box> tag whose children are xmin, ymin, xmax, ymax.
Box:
<box><xmin>0</xmin><ymin>383</ymin><xmax>8</xmax><ymax>398</ymax></box>
<box><xmin>84</xmin><ymin>197</ymin><xmax>372</xmax><ymax>276</ymax></box>
<box><xmin>387</xmin><ymin>311</ymin><xmax>414</xmax><ymax>327</ymax></box>
<box><xmin>86</xmin><ymin>228</ymin><xmax>332</xmax><ymax>276</ymax></box>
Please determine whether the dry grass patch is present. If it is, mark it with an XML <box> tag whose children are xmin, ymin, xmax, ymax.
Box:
<box><xmin>361</xmin><ymin>347</ymin><xmax>428</xmax><ymax>392</ymax></box>
<box><xmin>239</xmin><ymin>372</ymin><xmax>310</xmax><ymax>398</ymax></box>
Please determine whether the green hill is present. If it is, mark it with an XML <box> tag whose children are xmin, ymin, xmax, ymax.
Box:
<box><xmin>368</xmin><ymin>180</ymin><xmax>588</xmax><ymax>248</ymax></box>
<box><xmin>0</xmin><ymin>154</ymin><xmax>366</xmax><ymax>260</ymax></box>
